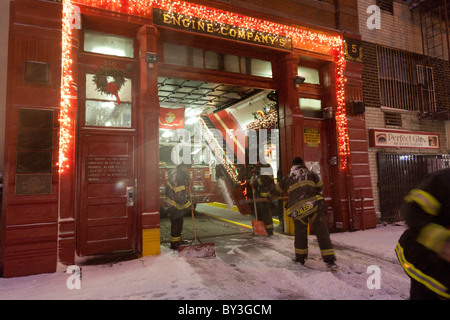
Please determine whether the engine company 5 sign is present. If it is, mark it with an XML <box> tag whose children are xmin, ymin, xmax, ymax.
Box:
<box><xmin>153</xmin><ymin>8</ymin><xmax>293</xmax><ymax>51</ymax></box>
<box><xmin>369</xmin><ymin>129</ymin><xmax>440</xmax><ymax>149</ymax></box>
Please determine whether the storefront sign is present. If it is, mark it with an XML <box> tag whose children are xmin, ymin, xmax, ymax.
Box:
<box><xmin>153</xmin><ymin>8</ymin><xmax>293</xmax><ymax>51</ymax></box>
<box><xmin>369</xmin><ymin>129</ymin><xmax>440</xmax><ymax>149</ymax></box>
<box><xmin>304</xmin><ymin>128</ymin><xmax>320</xmax><ymax>147</ymax></box>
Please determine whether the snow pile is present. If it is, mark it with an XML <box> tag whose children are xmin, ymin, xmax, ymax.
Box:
<box><xmin>330</xmin><ymin>222</ymin><xmax>407</xmax><ymax>262</ymax></box>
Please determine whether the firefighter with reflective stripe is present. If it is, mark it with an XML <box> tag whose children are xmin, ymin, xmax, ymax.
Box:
<box><xmin>275</xmin><ymin>157</ymin><xmax>337</xmax><ymax>270</ymax></box>
<box><xmin>395</xmin><ymin>168</ymin><xmax>450</xmax><ymax>300</ymax></box>
<box><xmin>163</xmin><ymin>163</ymin><xmax>192</xmax><ymax>250</ymax></box>
<box><xmin>250</xmin><ymin>163</ymin><xmax>276</xmax><ymax>236</ymax></box>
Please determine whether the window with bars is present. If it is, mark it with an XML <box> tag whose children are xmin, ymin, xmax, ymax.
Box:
<box><xmin>384</xmin><ymin>112</ymin><xmax>402</xmax><ymax>127</ymax></box>
<box><xmin>376</xmin><ymin>46</ymin><xmax>435</xmax><ymax>112</ymax></box>
<box><xmin>377</xmin><ymin>0</ymin><xmax>393</xmax><ymax>13</ymax></box>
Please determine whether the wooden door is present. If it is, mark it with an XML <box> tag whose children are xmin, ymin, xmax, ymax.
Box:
<box><xmin>302</xmin><ymin>119</ymin><xmax>331</xmax><ymax>192</ymax></box>
<box><xmin>302</xmin><ymin>118</ymin><xmax>333</xmax><ymax>229</ymax></box>
<box><xmin>77</xmin><ymin>60</ymin><xmax>137</xmax><ymax>256</ymax></box>
<box><xmin>78</xmin><ymin>133</ymin><xmax>136</xmax><ymax>256</ymax></box>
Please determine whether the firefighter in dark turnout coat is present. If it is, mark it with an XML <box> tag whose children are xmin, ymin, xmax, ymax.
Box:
<box><xmin>163</xmin><ymin>164</ymin><xmax>192</xmax><ymax>250</ymax></box>
<box><xmin>395</xmin><ymin>168</ymin><xmax>450</xmax><ymax>300</ymax></box>
<box><xmin>275</xmin><ymin>157</ymin><xmax>337</xmax><ymax>269</ymax></box>
<box><xmin>250</xmin><ymin>164</ymin><xmax>276</xmax><ymax>236</ymax></box>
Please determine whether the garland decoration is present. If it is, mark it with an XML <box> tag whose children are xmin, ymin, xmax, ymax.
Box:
<box><xmin>92</xmin><ymin>66</ymin><xmax>127</xmax><ymax>105</ymax></box>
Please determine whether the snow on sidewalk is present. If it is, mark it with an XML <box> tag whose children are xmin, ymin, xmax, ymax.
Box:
<box><xmin>0</xmin><ymin>223</ymin><xmax>409</xmax><ymax>300</ymax></box>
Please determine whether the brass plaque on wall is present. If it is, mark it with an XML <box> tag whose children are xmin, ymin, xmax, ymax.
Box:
<box><xmin>15</xmin><ymin>174</ymin><xmax>52</xmax><ymax>195</ymax></box>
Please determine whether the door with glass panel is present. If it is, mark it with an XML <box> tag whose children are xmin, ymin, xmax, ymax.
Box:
<box><xmin>77</xmin><ymin>30</ymin><xmax>138</xmax><ymax>256</ymax></box>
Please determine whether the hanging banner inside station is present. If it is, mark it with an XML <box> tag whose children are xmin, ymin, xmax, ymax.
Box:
<box><xmin>153</xmin><ymin>8</ymin><xmax>293</xmax><ymax>51</ymax></box>
<box><xmin>159</xmin><ymin>107</ymin><xmax>185</xmax><ymax>129</ymax></box>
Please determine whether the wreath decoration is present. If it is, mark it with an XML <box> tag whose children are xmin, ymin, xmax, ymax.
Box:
<box><xmin>92</xmin><ymin>66</ymin><xmax>127</xmax><ymax>105</ymax></box>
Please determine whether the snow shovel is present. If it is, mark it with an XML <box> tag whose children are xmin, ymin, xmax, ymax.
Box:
<box><xmin>178</xmin><ymin>195</ymin><xmax>216</xmax><ymax>258</ymax></box>
<box><xmin>251</xmin><ymin>189</ymin><xmax>268</xmax><ymax>236</ymax></box>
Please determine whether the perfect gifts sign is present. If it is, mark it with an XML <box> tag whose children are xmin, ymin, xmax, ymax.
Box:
<box><xmin>369</xmin><ymin>128</ymin><xmax>440</xmax><ymax>149</ymax></box>
<box><xmin>159</xmin><ymin>107</ymin><xmax>185</xmax><ymax>129</ymax></box>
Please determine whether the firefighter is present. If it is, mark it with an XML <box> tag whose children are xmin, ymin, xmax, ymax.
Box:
<box><xmin>250</xmin><ymin>163</ymin><xmax>276</xmax><ymax>236</ymax></box>
<box><xmin>275</xmin><ymin>157</ymin><xmax>338</xmax><ymax>270</ymax></box>
<box><xmin>163</xmin><ymin>163</ymin><xmax>192</xmax><ymax>250</ymax></box>
<box><xmin>395</xmin><ymin>168</ymin><xmax>450</xmax><ymax>300</ymax></box>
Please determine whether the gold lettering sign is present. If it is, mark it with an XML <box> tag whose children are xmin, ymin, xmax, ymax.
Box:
<box><xmin>344</xmin><ymin>38</ymin><xmax>362</xmax><ymax>63</ymax></box>
<box><xmin>153</xmin><ymin>8</ymin><xmax>292</xmax><ymax>51</ymax></box>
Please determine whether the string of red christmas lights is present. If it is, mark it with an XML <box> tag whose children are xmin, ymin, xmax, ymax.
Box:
<box><xmin>60</xmin><ymin>0</ymin><xmax>350</xmax><ymax>171</ymax></box>
<box><xmin>58</xmin><ymin>0</ymin><xmax>74</xmax><ymax>173</ymax></box>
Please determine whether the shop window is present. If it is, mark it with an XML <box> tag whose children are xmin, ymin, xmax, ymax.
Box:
<box><xmin>297</xmin><ymin>66</ymin><xmax>320</xmax><ymax>85</ymax></box>
<box><xmin>84</xmin><ymin>74</ymin><xmax>132</xmax><ymax>127</ymax></box>
<box><xmin>299</xmin><ymin>98</ymin><xmax>322</xmax><ymax>118</ymax></box>
<box><xmin>84</xmin><ymin>30</ymin><xmax>134</xmax><ymax>58</ymax></box>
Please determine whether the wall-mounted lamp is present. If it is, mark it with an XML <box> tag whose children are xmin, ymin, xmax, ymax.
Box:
<box><xmin>145</xmin><ymin>52</ymin><xmax>158</xmax><ymax>69</ymax></box>
<box><xmin>294</xmin><ymin>75</ymin><xmax>306</xmax><ymax>88</ymax></box>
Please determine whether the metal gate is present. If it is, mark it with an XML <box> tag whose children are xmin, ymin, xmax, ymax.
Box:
<box><xmin>377</xmin><ymin>153</ymin><xmax>450</xmax><ymax>223</ymax></box>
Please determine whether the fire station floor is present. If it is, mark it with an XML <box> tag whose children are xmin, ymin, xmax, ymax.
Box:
<box><xmin>160</xmin><ymin>202</ymin><xmax>284</xmax><ymax>247</ymax></box>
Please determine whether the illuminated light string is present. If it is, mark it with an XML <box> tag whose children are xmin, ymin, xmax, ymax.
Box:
<box><xmin>61</xmin><ymin>0</ymin><xmax>350</xmax><ymax>171</ymax></box>
<box><xmin>59</xmin><ymin>0</ymin><xmax>74</xmax><ymax>174</ymax></box>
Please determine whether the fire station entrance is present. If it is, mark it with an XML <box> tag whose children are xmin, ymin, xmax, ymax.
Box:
<box><xmin>76</xmin><ymin>52</ymin><xmax>139</xmax><ymax>256</ymax></box>
<box><xmin>157</xmin><ymin>76</ymin><xmax>282</xmax><ymax>243</ymax></box>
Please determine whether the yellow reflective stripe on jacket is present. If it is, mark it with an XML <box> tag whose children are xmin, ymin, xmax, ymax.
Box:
<box><xmin>395</xmin><ymin>243</ymin><xmax>450</xmax><ymax>299</ymax></box>
<box><xmin>168</xmin><ymin>182</ymin><xmax>186</xmax><ymax>193</ymax></box>
<box><xmin>316</xmin><ymin>180</ymin><xmax>323</xmax><ymax>189</ymax></box>
<box><xmin>286</xmin><ymin>195</ymin><xmax>324</xmax><ymax>215</ymax></box>
<box><xmin>405</xmin><ymin>189</ymin><xmax>441</xmax><ymax>216</ymax></box>
<box><xmin>287</xmin><ymin>180</ymin><xmax>316</xmax><ymax>193</ymax></box>
<box><xmin>417</xmin><ymin>223</ymin><xmax>450</xmax><ymax>254</ymax></box>
<box><xmin>164</xmin><ymin>196</ymin><xmax>192</xmax><ymax>210</ymax></box>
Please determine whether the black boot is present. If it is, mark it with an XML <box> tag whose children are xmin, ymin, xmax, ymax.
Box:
<box><xmin>292</xmin><ymin>255</ymin><xmax>307</xmax><ymax>265</ymax></box>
